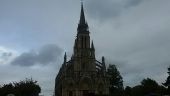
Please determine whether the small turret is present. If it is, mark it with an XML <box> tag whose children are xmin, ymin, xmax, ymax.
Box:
<box><xmin>91</xmin><ymin>40</ymin><xmax>95</xmax><ymax>50</ymax></box>
<box><xmin>74</xmin><ymin>39</ymin><xmax>77</xmax><ymax>48</ymax></box>
<box><xmin>102</xmin><ymin>56</ymin><xmax>105</xmax><ymax>64</ymax></box>
<box><xmin>91</xmin><ymin>41</ymin><xmax>95</xmax><ymax>58</ymax></box>
<box><xmin>102</xmin><ymin>56</ymin><xmax>106</xmax><ymax>72</ymax></box>
<box><xmin>64</xmin><ymin>52</ymin><xmax>67</xmax><ymax>63</ymax></box>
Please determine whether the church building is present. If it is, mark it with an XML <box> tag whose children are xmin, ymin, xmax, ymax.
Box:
<box><xmin>55</xmin><ymin>3</ymin><xmax>109</xmax><ymax>96</ymax></box>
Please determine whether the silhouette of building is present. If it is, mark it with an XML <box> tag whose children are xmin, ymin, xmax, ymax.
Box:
<box><xmin>55</xmin><ymin>3</ymin><xmax>109</xmax><ymax>96</ymax></box>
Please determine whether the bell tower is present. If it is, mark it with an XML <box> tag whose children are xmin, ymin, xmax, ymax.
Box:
<box><xmin>73</xmin><ymin>3</ymin><xmax>96</xmax><ymax>72</ymax></box>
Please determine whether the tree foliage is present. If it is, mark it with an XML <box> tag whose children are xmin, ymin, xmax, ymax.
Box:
<box><xmin>107</xmin><ymin>64</ymin><xmax>123</xmax><ymax>96</ymax></box>
<box><xmin>103</xmin><ymin>64</ymin><xmax>169</xmax><ymax>96</ymax></box>
<box><xmin>131</xmin><ymin>85</ymin><xmax>143</xmax><ymax>96</ymax></box>
<box><xmin>124</xmin><ymin>86</ymin><xmax>132</xmax><ymax>96</ymax></box>
<box><xmin>163</xmin><ymin>66</ymin><xmax>170</xmax><ymax>95</ymax></box>
<box><xmin>125</xmin><ymin>78</ymin><xmax>167</xmax><ymax>96</ymax></box>
<box><xmin>0</xmin><ymin>78</ymin><xmax>41</xmax><ymax>96</ymax></box>
<box><xmin>141</xmin><ymin>78</ymin><xmax>159</xmax><ymax>94</ymax></box>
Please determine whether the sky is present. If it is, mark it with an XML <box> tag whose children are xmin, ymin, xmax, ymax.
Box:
<box><xmin>0</xmin><ymin>0</ymin><xmax>170</xmax><ymax>96</ymax></box>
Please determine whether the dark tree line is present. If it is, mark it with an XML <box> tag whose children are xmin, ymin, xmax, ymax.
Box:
<box><xmin>163</xmin><ymin>67</ymin><xmax>170</xmax><ymax>95</ymax></box>
<box><xmin>0</xmin><ymin>78</ymin><xmax>41</xmax><ymax>96</ymax></box>
<box><xmin>107</xmin><ymin>65</ymin><xmax>170</xmax><ymax>96</ymax></box>
<box><xmin>0</xmin><ymin>65</ymin><xmax>169</xmax><ymax>96</ymax></box>
<box><xmin>124</xmin><ymin>78</ymin><xmax>167</xmax><ymax>96</ymax></box>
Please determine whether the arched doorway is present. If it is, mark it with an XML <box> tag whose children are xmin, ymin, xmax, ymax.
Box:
<box><xmin>79</xmin><ymin>77</ymin><xmax>94</xmax><ymax>96</ymax></box>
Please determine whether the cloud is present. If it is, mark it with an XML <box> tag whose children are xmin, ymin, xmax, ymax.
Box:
<box><xmin>0</xmin><ymin>51</ymin><xmax>12</xmax><ymax>61</ymax></box>
<box><xmin>86</xmin><ymin>0</ymin><xmax>143</xmax><ymax>21</ymax></box>
<box><xmin>91</xmin><ymin>0</ymin><xmax>170</xmax><ymax>86</ymax></box>
<box><xmin>0</xmin><ymin>46</ymin><xmax>17</xmax><ymax>65</ymax></box>
<box><xmin>124</xmin><ymin>0</ymin><xmax>143</xmax><ymax>7</ymax></box>
<box><xmin>11</xmin><ymin>44</ymin><xmax>63</xmax><ymax>67</ymax></box>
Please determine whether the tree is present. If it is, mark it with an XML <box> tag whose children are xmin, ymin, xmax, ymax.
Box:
<box><xmin>163</xmin><ymin>66</ymin><xmax>170</xmax><ymax>95</ymax></box>
<box><xmin>107</xmin><ymin>64</ymin><xmax>123</xmax><ymax>96</ymax></box>
<box><xmin>130</xmin><ymin>78</ymin><xmax>166</xmax><ymax>96</ymax></box>
<box><xmin>0</xmin><ymin>78</ymin><xmax>41</xmax><ymax>96</ymax></box>
<box><xmin>141</xmin><ymin>78</ymin><xmax>159</xmax><ymax>95</ymax></box>
<box><xmin>131</xmin><ymin>85</ymin><xmax>143</xmax><ymax>96</ymax></box>
<box><xmin>124</xmin><ymin>86</ymin><xmax>132</xmax><ymax>96</ymax></box>
<box><xmin>0</xmin><ymin>83</ymin><xmax>14</xmax><ymax>96</ymax></box>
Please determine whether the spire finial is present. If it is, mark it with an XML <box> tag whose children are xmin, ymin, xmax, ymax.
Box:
<box><xmin>64</xmin><ymin>52</ymin><xmax>67</xmax><ymax>63</ymax></box>
<box><xmin>102</xmin><ymin>56</ymin><xmax>105</xmax><ymax>64</ymax></box>
<box><xmin>91</xmin><ymin>40</ymin><xmax>95</xmax><ymax>49</ymax></box>
<box><xmin>102</xmin><ymin>56</ymin><xmax>106</xmax><ymax>72</ymax></box>
<box><xmin>79</xmin><ymin>0</ymin><xmax>85</xmax><ymax>24</ymax></box>
<box><xmin>81</xmin><ymin>0</ymin><xmax>84</xmax><ymax>4</ymax></box>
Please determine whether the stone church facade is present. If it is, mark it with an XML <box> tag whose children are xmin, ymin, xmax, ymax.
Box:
<box><xmin>55</xmin><ymin>4</ymin><xmax>109</xmax><ymax>96</ymax></box>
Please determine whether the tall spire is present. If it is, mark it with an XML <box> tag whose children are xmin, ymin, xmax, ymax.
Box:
<box><xmin>77</xmin><ymin>2</ymin><xmax>89</xmax><ymax>33</ymax></box>
<box><xmin>64</xmin><ymin>52</ymin><xmax>67</xmax><ymax>63</ymax></box>
<box><xmin>91</xmin><ymin>41</ymin><xmax>95</xmax><ymax>58</ymax></box>
<box><xmin>79</xmin><ymin>2</ymin><xmax>86</xmax><ymax>24</ymax></box>
<box><xmin>91</xmin><ymin>40</ymin><xmax>95</xmax><ymax>50</ymax></box>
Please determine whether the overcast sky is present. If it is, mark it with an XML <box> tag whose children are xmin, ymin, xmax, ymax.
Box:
<box><xmin>0</xmin><ymin>0</ymin><xmax>170</xmax><ymax>96</ymax></box>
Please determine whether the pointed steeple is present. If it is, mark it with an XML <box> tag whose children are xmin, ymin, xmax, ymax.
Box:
<box><xmin>102</xmin><ymin>56</ymin><xmax>106</xmax><ymax>72</ymax></box>
<box><xmin>91</xmin><ymin>41</ymin><xmax>95</xmax><ymax>58</ymax></box>
<box><xmin>102</xmin><ymin>56</ymin><xmax>105</xmax><ymax>64</ymax></box>
<box><xmin>74</xmin><ymin>39</ymin><xmax>77</xmax><ymax>48</ymax></box>
<box><xmin>77</xmin><ymin>2</ymin><xmax>89</xmax><ymax>33</ymax></box>
<box><xmin>64</xmin><ymin>52</ymin><xmax>67</xmax><ymax>63</ymax></box>
<box><xmin>91</xmin><ymin>40</ymin><xmax>95</xmax><ymax>50</ymax></box>
<box><xmin>80</xmin><ymin>3</ymin><xmax>85</xmax><ymax>24</ymax></box>
<box><xmin>168</xmin><ymin>67</ymin><xmax>170</xmax><ymax>75</ymax></box>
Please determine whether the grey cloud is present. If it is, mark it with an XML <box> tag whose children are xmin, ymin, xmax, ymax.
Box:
<box><xmin>37</xmin><ymin>45</ymin><xmax>63</xmax><ymax>64</ymax></box>
<box><xmin>0</xmin><ymin>50</ymin><xmax>13</xmax><ymax>64</ymax></box>
<box><xmin>0</xmin><ymin>52</ymin><xmax>12</xmax><ymax>59</ymax></box>
<box><xmin>86</xmin><ymin>0</ymin><xmax>143</xmax><ymax>21</ymax></box>
<box><xmin>92</xmin><ymin>0</ymin><xmax>170</xmax><ymax>86</ymax></box>
<box><xmin>11</xmin><ymin>52</ymin><xmax>37</xmax><ymax>66</ymax></box>
<box><xmin>11</xmin><ymin>44</ymin><xmax>63</xmax><ymax>67</ymax></box>
<box><xmin>124</xmin><ymin>0</ymin><xmax>143</xmax><ymax>7</ymax></box>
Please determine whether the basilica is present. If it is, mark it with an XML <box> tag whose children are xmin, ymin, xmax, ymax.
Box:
<box><xmin>55</xmin><ymin>4</ymin><xmax>109</xmax><ymax>96</ymax></box>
